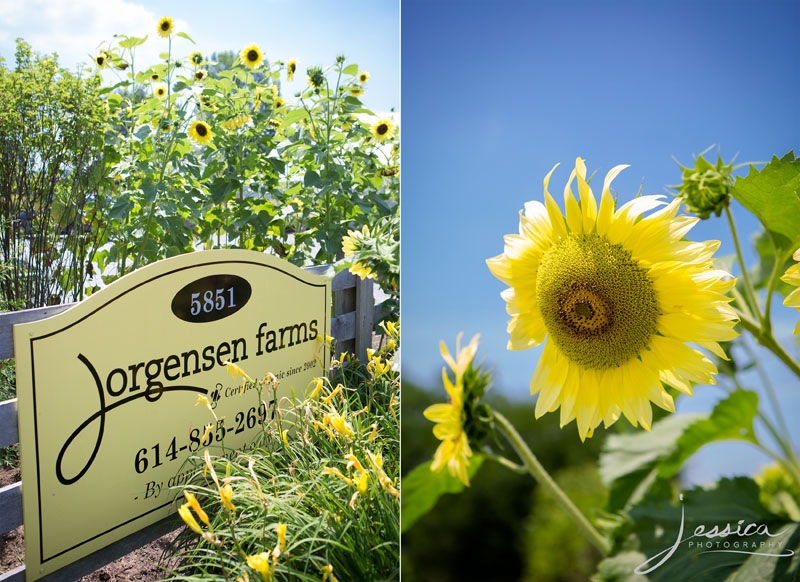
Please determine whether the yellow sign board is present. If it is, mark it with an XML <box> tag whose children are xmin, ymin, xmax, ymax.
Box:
<box><xmin>14</xmin><ymin>250</ymin><xmax>330</xmax><ymax>579</ymax></box>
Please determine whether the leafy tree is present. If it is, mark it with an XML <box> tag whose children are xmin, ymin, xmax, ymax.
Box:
<box><xmin>0</xmin><ymin>40</ymin><xmax>108</xmax><ymax>308</ymax></box>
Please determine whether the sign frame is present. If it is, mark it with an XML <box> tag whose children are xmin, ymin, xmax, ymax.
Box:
<box><xmin>14</xmin><ymin>250</ymin><xmax>331</xmax><ymax>579</ymax></box>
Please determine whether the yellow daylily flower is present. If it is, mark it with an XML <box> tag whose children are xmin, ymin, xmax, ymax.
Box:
<box><xmin>324</xmin><ymin>410</ymin><xmax>355</xmax><ymax>439</ymax></box>
<box><xmin>246</xmin><ymin>551</ymin><xmax>272</xmax><ymax>581</ymax></box>
<box><xmin>178</xmin><ymin>502</ymin><xmax>203</xmax><ymax>534</ymax></box>
<box><xmin>220</xmin><ymin>483</ymin><xmax>235</xmax><ymax>512</ymax></box>
<box><xmin>184</xmin><ymin>491</ymin><xmax>210</xmax><ymax>526</ymax></box>
<box><xmin>308</xmin><ymin>377</ymin><xmax>324</xmax><ymax>400</ymax></box>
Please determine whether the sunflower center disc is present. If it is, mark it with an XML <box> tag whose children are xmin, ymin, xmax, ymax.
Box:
<box><xmin>537</xmin><ymin>233</ymin><xmax>659</xmax><ymax>369</ymax></box>
<box><xmin>248</xmin><ymin>50</ymin><xmax>258</xmax><ymax>61</ymax></box>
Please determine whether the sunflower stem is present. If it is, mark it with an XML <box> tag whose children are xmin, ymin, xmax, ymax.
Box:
<box><xmin>731</xmin><ymin>286</ymin><xmax>755</xmax><ymax>323</ymax></box>
<box><xmin>483</xmin><ymin>451</ymin><xmax>527</xmax><ymax>474</ymax></box>
<box><xmin>725</xmin><ymin>205</ymin><xmax>762</xmax><ymax>322</ymax></box>
<box><xmin>492</xmin><ymin>410</ymin><xmax>611</xmax><ymax>555</ymax></box>
<box><xmin>740</xmin><ymin>336</ymin><xmax>794</xmax><ymax>456</ymax></box>
<box><xmin>763</xmin><ymin>245</ymin><xmax>794</xmax><ymax>329</ymax></box>
<box><xmin>755</xmin><ymin>409</ymin><xmax>798</xmax><ymax>475</ymax></box>
<box><xmin>737</xmin><ymin>316</ymin><xmax>800</xmax><ymax>381</ymax></box>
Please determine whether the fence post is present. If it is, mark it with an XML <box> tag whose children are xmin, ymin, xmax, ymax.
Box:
<box><xmin>354</xmin><ymin>276</ymin><xmax>374</xmax><ymax>362</ymax></box>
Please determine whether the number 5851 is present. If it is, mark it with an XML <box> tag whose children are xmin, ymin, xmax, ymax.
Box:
<box><xmin>190</xmin><ymin>288</ymin><xmax>236</xmax><ymax>315</ymax></box>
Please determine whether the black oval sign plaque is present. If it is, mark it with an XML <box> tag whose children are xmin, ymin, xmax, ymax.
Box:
<box><xmin>171</xmin><ymin>274</ymin><xmax>252</xmax><ymax>323</ymax></box>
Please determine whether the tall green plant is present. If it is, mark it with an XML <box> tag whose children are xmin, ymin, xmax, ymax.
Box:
<box><xmin>94</xmin><ymin>18</ymin><xmax>398</xmax><ymax>281</ymax></box>
<box><xmin>0</xmin><ymin>40</ymin><xmax>108</xmax><ymax>308</ymax></box>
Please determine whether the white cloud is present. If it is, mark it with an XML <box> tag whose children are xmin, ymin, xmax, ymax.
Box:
<box><xmin>0</xmin><ymin>0</ymin><xmax>191</xmax><ymax>71</ymax></box>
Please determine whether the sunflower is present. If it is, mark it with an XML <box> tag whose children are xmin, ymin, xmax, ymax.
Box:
<box><xmin>274</xmin><ymin>96</ymin><xmax>286</xmax><ymax>108</ymax></box>
<box><xmin>199</xmin><ymin>95</ymin><xmax>216</xmax><ymax>112</ymax></box>
<box><xmin>157</xmin><ymin>16</ymin><xmax>173</xmax><ymax>38</ymax></box>
<box><xmin>95</xmin><ymin>52</ymin><xmax>108</xmax><ymax>68</ymax></box>
<box><xmin>240</xmin><ymin>44</ymin><xmax>264</xmax><ymax>69</ymax></box>
<box><xmin>349</xmin><ymin>85</ymin><xmax>365</xmax><ymax>97</ymax></box>
<box><xmin>341</xmin><ymin>227</ymin><xmax>376</xmax><ymax>280</ymax></box>
<box><xmin>781</xmin><ymin>249</ymin><xmax>800</xmax><ymax>334</ymax></box>
<box><xmin>190</xmin><ymin>51</ymin><xmax>204</xmax><ymax>66</ymax></box>
<box><xmin>151</xmin><ymin>73</ymin><xmax>160</xmax><ymax>81</ymax></box>
<box><xmin>371</xmin><ymin>119</ymin><xmax>393</xmax><ymax>142</ymax></box>
<box><xmin>287</xmin><ymin>59</ymin><xmax>297</xmax><ymax>81</ymax></box>
<box><xmin>486</xmin><ymin>158</ymin><xmax>738</xmax><ymax>440</ymax></box>
<box><xmin>307</xmin><ymin>66</ymin><xmax>325</xmax><ymax>89</ymax></box>
<box><xmin>154</xmin><ymin>85</ymin><xmax>167</xmax><ymax>98</ymax></box>
<box><xmin>222</xmin><ymin>113</ymin><xmax>252</xmax><ymax>131</ymax></box>
<box><xmin>423</xmin><ymin>334</ymin><xmax>480</xmax><ymax>486</ymax></box>
<box><xmin>188</xmin><ymin>120</ymin><xmax>212</xmax><ymax>145</ymax></box>
<box><xmin>194</xmin><ymin>70</ymin><xmax>207</xmax><ymax>82</ymax></box>
<box><xmin>358</xmin><ymin>71</ymin><xmax>370</xmax><ymax>83</ymax></box>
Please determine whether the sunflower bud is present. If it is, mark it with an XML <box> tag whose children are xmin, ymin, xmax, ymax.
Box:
<box><xmin>307</xmin><ymin>66</ymin><xmax>325</xmax><ymax>89</ymax></box>
<box><xmin>671</xmin><ymin>150</ymin><xmax>734</xmax><ymax>219</ymax></box>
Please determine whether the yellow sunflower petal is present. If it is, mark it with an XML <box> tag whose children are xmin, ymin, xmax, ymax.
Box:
<box><xmin>563</xmin><ymin>165</ymin><xmax>583</xmax><ymax>233</ymax></box>
<box><xmin>575</xmin><ymin>370</ymin><xmax>600</xmax><ymax>440</ymax></box>
<box><xmin>573</xmin><ymin>158</ymin><xmax>598</xmax><ymax>233</ymax></box>
<box><xmin>606</xmin><ymin>195</ymin><xmax>665</xmax><ymax>245</ymax></box>
<box><xmin>486</xmin><ymin>254</ymin><xmax>513</xmax><ymax>285</ymax></box>
<box><xmin>543</xmin><ymin>164</ymin><xmax>567</xmax><ymax>239</ymax></box>
<box><xmin>784</xmin><ymin>287</ymin><xmax>800</xmax><ymax>308</ymax></box>
<box><xmin>423</xmin><ymin>403</ymin><xmax>456</xmax><ymax>423</ymax></box>
<box><xmin>433</xmin><ymin>420</ymin><xmax>462</xmax><ymax>440</ymax></box>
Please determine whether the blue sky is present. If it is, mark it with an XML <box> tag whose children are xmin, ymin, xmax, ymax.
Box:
<box><xmin>0</xmin><ymin>0</ymin><xmax>399</xmax><ymax>112</ymax></box>
<box><xmin>402</xmin><ymin>0</ymin><xmax>800</xmax><ymax>483</ymax></box>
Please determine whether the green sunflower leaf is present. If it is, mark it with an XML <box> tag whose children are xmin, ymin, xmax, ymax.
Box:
<box><xmin>280</xmin><ymin>108</ymin><xmax>309</xmax><ymax>128</ymax></box>
<box><xmin>658</xmin><ymin>389</ymin><xmax>758</xmax><ymax>477</ymax></box>
<box><xmin>750</xmin><ymin>230</ymin><xmax>796</xmax><ymax>296</ymax></box>
<box><xmin>342</xmin><ymin>64</ymin><xmax>358</xmax><ymax>75</ymax></box>
<box><xmin>304</xmin><ymin>169</ymin><xmax>322</xmax><ymax>188</ymax></box>
<box><xmin>176</xmin><ymin>32</ymin><xmax>196</xmax><ymax>44</ymax></box>
<box><xmin>600</xmin><ymin>414</ymin><xmax>702</xmax><ymax>511</ymax></box>
<box><xmin>400</xmin><ymin>455</ymin><xmax>484</xmax><ymax>533</ymax></box>
<box><xmin>595</xmin><ymin>477</ymin><xmax>800</xmax><ymax>582</ymax></box>
<box><xmin>117</xmin><ymin>35</ymin><xmax>147</xmax><ymax>49</ymax></box>
<box><xmin>733</xmin><ymin>151</ymin><xmax>800</xmax><ymax>256</ymax></box>
<box><xmin>600</xmin><ymin>391</ymin><xmax>760</xmax><ymax>511</ymax></box>
<box><xmin>108</xmin><ymin>195</ymin><xmax>133</xmax><ymax>221</ymax></box>
<box><xmin>600</xmin><ymin>414</ymin><xmax>703</xmax><ymax>485</ymax></box>
<box><xmin>133</xmin><ymin>124</ymin><xmax>151</xmax><ymax>140</ymax></box>
<box><xmin>593</xmin><ymin>551</ymin><xmax>649</xmax><ymax>582</ymax></box>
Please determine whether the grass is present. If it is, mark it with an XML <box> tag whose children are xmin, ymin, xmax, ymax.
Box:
<box><xmin>0</xmin><ymin>359</ymin><xmax>18</xmax><ymax>467</ymax></box>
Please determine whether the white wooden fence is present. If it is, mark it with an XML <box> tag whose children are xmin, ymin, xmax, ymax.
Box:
<box><xmin>0</xmin><ymin>267</ymin><xmax>377</xmax><ymax>582</ymax></box>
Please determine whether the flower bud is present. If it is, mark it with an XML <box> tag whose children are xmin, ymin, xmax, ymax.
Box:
<box><xmin>671</xmin><ymin>150</ymin><xmax>734</xmax><ymax>219</ymax></box>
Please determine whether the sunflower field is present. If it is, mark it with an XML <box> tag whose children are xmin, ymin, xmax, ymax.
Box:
<box><xmin>403</xmin><ymin>152</ymin><xmax>800</xmax><ymax>581</ymax></box>
<box><xmin>0</xmin><ymin>17</ymin><xmax>399</xmax><ymax>310</ymax></box>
